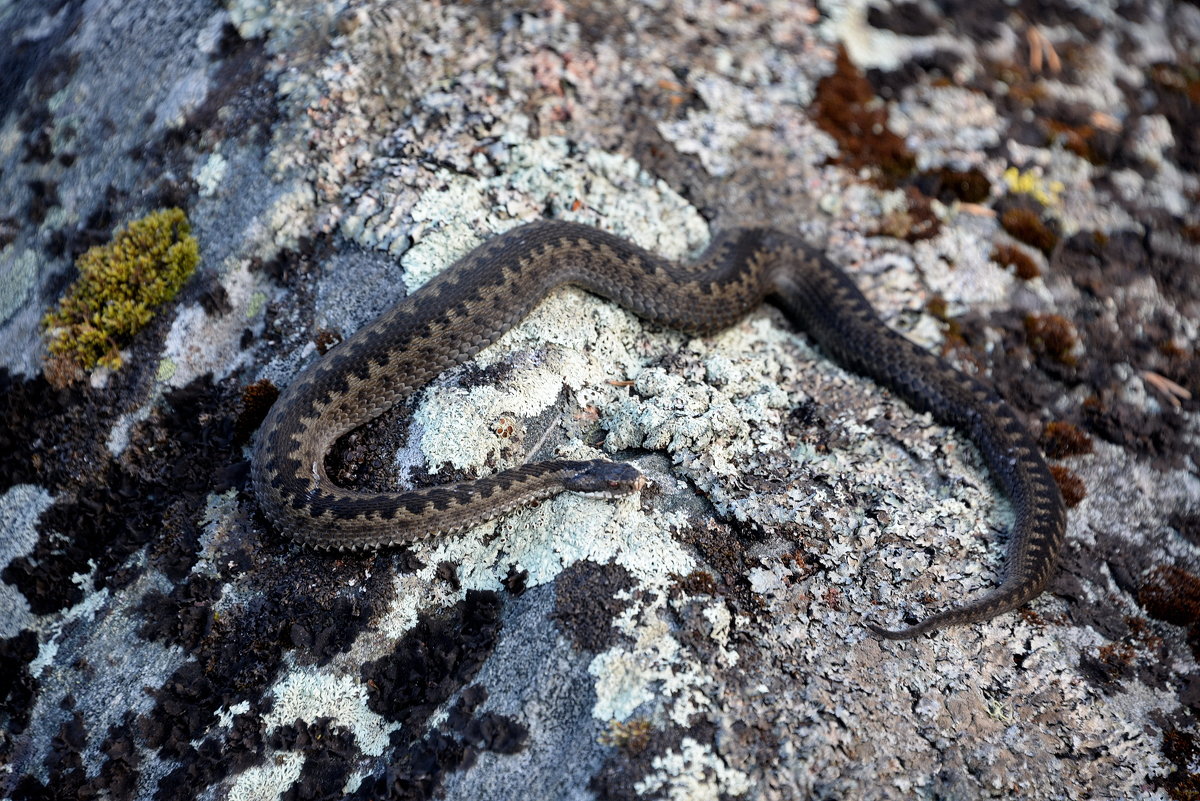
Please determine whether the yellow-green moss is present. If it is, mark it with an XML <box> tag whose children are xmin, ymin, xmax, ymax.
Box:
<box><xmin>43</xmin><ymin>208</ymin><xmax>199</xmax><ymax>376</ymax></box>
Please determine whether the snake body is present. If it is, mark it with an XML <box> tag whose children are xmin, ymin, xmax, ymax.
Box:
<box><xmin>251</xmin><ymin>220</ymin><xmax>1066</xmax><ymax>638</ymax></box>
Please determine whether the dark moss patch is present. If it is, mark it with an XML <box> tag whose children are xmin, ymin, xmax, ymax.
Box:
<box><xmin>991</xmin><ymin>243</ymin><xmax>1041</xmax><ymax>280</ymax></box>
<box><xmin>1049</xmin><ymin>465</ymin><xmax>1086</xmax><ymax>507</ymax></box>
<box><xmin>1041</xmin><ymin>421</ymin><xmax>1094</xmax><ymax>458</ymax></box>
<box><xmin>3</xmin><ymin>375</ymin><xmax>245</xmax><ymax>613</ymax></box>
<box><xmin>351</xmin><ymin>684</ymin><xmax>527</xmax><ymax>801</ymax></box>
<box><xmin>813</xmin><ymin>45</ymin><xmax>916</xmax><ymax>185</ymax></box>
<box><xmin>1001</xmin><ymin>207</ymin><xmax>1059</xmax><ymax>255</ymax></box>
<box><xmin>362</xmin><ymin>590</ymin><xmax>503</xmax><ymax>729</ymax></box>
<box><xmin>865</xmin><ymin>49</ymin><xmax>964</xmax><ymax>102</ymax></box>
<box><xmin>865</xmin><ymin>2</ymin><xmax>940</xmax><ymax>36</ymax></box>
<box><xmin>915</xmin><ymin>167</ymin><xmax>992</xmax><ymax>205</ymax></box>
<box><xmin>236</xmin><ymin>378</ymin><xmax>279</xmax><ymax>445</ymax></box>
<box><xmin>552</xmin><ymin>560</ymin><xmax>635</xmax><ymax>653</ymax></box>
<box><xmin>270</xmin><ymin>718</ymin><xmax>356</xmax><ymax>801</ymax></box>
<box><xmin>1153</xmin><ymin>728</ymin><xmax>1200</xmax><ymax>801</ymax></box>
<box><xmin>671</xmin><ymin>569</ymin><xmax>720</xmax><ymax>599</ymax></box>
<box><xmin>0</xmin><ymin>631</ymin><xmax>39</xmax><ymax>750</ymax></box>
<box><xmin>1139</xmin><ymin>566</ymin><xmax>1200</xmax><ymax>661</ymax></box>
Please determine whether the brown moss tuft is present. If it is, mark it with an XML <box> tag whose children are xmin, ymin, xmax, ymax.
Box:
<box><xmin>1000</xmin><ymin>208</ymin><xmax>1059</xmax><ymax>255</ymax></box>
<box><xmin>1049</xmin><ymin>465</ymin><xmax>1086</xmax><ymax>507</ymax></box>
<box><xmin>314</xmin><ymin>328</ymin><xmax>343</xmax><ymax>355</ymax></box>
<box><xmin>671</xmin><ymin>570</ymin><xmax>720</xmax><ymax>598</ymax></box>
<box><xmin>1041</xmin><ymin>421</ymin><xmax>1094</xmax><ymax>458</ymax></box>
<box><xmin>235</xmin><ymin>379</ymin><xmax>279</xmax><ymax>445</ymax></box>
<box><xmin>1139</xmin><ymin>565</ymin><xmax>1200</xmax><ymax>630</ymax></box>
<box><xmin>813</xmin><ymin>45</ymin><xmax>916</xmax><ymax>185</ymax></box>
<box><xmin>918</xmin><ymin>167</ymin><xmax>992</xmax><ymax>204</ymax></box>
<box><xmin>1024</xmin><ymin>313</ymin><xmax>1080</xmax><ymax>365</ymax></box>
<box><xmin>991</xmin><ymin>243</ymin><xmax>1041</xmax><ymax>280</ymax></box>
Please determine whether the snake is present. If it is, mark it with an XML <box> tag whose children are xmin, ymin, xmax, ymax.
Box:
<box><xmin>251</xmin><ymin>219</ymin><xmax>1067</xmax><ymax>639</ymax></box>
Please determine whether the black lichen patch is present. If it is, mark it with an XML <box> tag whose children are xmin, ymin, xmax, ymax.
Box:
<box><xmin>1147</xmin><ymin>62</ymin><xmax>1200</xmax><ymax>173</ymax></box>
<box><xmin>4</xmin><ymin>376</ymin><xmax>248</xmax><ymax>613</ymax></box>
<box><xmin>813</xmin><ymin>45</ymin><xmax>916</xmax><ymax>185</ymax></box>
<box><xmin>865</xmin><ymin>50</ymin><xmax>964</xmax><ymax>102</ymax></box>
<box><xmin>137</xmin><ymin>574</ymin><xmax>222</xmax><ymax>651</ymax></box>
<box><xmin>362</xmin><ymin>590</ymin><xmax>504</xmax><ymax>730</ymax></box>
<box><xmin>552</xmin><ymin>560</ymin><xmax>635</xmax><ymax>653</ymax></box>
<box><xmin>0</xmin><ymin>631</ymin><xmax>39</xmax><ymax>746</ymax></box>
<box><xmin>270</xmin><ymin>718</ymin><xmax>356</xmax><ymax>801</ymax></box>
<box><xmin>677</xmin><ymin>517</ymin><xmax>764</xmax><ymax>612</ymax></box>
<box><xmin>3</xmin><ymin>375</ymin><xmax>244</xmax><ymax>614</ymax></box>
<box><xmin>0</xmin><ymin>367</ymin><xmax>138</xmax><ymax>492</ymax></box>
<box><xmin>590</xmin><ymin>719</ymin><xmax>720</xmax><ymax>801</ymax></box>
<box><xmin>1170</xmin><ymin>511</ymin><xmax>1200</xmax><ymax>550</ymax></box>
<box><xmin>502</xmin><ymin>563</ymin><xmax>528</xmax><ymax>596</ymax></box>
<box><xmin>351</xmin><ymin>685</ymin><xmax>528</xmax><ymax>801</ymax></box>
<box><xmin>153</xmin><ymin>712</ymin><xmax>265</xmax><ymax>801</ymax></box>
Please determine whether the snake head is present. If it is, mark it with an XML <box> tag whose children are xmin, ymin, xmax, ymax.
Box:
<box><xmin>563</xmin><ymin>461</ymin><xmax>647</xmax><ymax>498</ymax></box>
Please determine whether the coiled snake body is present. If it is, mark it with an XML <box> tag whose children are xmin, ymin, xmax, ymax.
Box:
<box><xmin>252</xmin><ymin>220</ymin><xmax>1066</xmax><ymax>638</ymax></box>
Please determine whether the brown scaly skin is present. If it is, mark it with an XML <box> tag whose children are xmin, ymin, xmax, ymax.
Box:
<box><xmin>252</xmin><ymin>220</ymin><xmax>1067</xmax><ymax>638</ymax></box>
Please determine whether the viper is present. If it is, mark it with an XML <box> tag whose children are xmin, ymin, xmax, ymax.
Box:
<box><xmin>251</xmin><ymin>220</ymin><xmax>1066</xmax><ymax>639</ymax></box>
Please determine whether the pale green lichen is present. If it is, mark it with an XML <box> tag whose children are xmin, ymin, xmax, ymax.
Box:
<box><xmin>43</xmin><ymin>208</ymin><xmax>199</xmax><ymax>378</ymax></box>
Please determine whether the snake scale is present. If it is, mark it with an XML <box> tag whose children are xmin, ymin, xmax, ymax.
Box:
<box><xmin>252</xmin><ymin>220</ymin><xmax>1066</xmax><ymax>638</ymax></box>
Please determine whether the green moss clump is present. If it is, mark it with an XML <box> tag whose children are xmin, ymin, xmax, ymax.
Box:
<box><xmin>44</xmin><ymin>208</ymin><xmax>199</xmax><ymax>377</ymax></box>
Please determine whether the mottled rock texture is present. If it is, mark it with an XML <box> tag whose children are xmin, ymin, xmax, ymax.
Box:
<box><xmin>1</xmin><ymin>1</ymin><xmax>1198</xmax><ymax>799</ymax></box>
